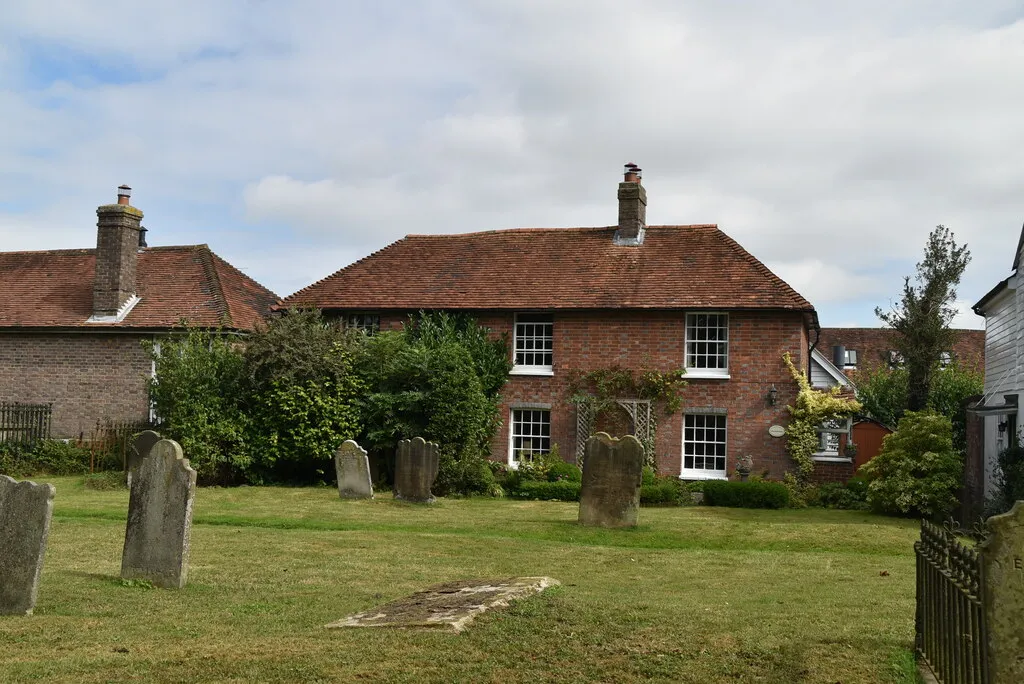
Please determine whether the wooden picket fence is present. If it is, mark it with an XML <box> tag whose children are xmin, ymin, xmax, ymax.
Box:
<box><xmin>0</xmin><ymin>401</ymin><xmax>52</xmax><ymax>444</ymax></box>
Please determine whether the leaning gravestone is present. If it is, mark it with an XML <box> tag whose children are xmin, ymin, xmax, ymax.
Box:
<box><xmin>127</xmin><ymin>429</ymin><xmax>161</xmax><ymax>488</ymax></box>
<box><xmin>0</xmin><ymin>476</ymin><xmax>55</xmax><ymax>616</ymax></box>
<box><xmin>578</xmin><ymin>433</ymin><xmax>645</xmax><ymax>528</ymax></box>
<box><xmin>981</xmin><ymin>500</ymin><xmax>1024</xmax><ymax>683</ymax></box>
<box><xmin>394</xmin><ymin>437</ymin><xmax>439</xmax><ymax>503</ymax></box>
<box><xmin>335</xmin><ymin>440</ymin><xmax>373</xmax><ymax>500</ymax></box>
<box><xmin>121</xmin><ymin>439</ymin><xmax>197</xmax><ymax>589</ymax></box>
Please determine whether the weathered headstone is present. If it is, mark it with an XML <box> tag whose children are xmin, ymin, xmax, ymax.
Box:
<box><xmin>981</xmin><ymin>501</ymin><xmax>1024</xmax><ymax>683</ymax></box>
<box><xmin>335</xmin><ymin>440</ymin><xmax>373</xmax><ymax>500</ymax></box>
<box><xmin>127</xmin><ymin>430</ymin><xmax>161</xmax><ymax>488</ymax></box>
<box><xmin>0</xmin><ymin>476</ymin><xmax>55</xmax><ymax>616</ymax></box>
<box><xmin>121</xmin><ymin>439</ymin><xmax>196</xmax><ymax>589</ymax></box>
<box><xmin>578</xmin><ymin>432</ymin><xmax>644</xmax><ymax>528</ymax></box>
<box><xmin>394</xmin><ymin>437</ymin><xmax>439</xmax><ymax>503</ymax></box>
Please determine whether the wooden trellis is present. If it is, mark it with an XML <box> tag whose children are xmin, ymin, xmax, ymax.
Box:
<box><xmin>574</xmin><ymin>398</ymin><xmax>655</xmax><ymax>467</ymax></box>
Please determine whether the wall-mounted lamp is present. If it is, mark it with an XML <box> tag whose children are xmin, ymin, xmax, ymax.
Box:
<box><xmin>999</xmin><ymin>420</ymin><xmax>1008</xmax><ymax>434</ymax></box>
<box><xmin>767</xmin><ymin>384</ymin><xmax>778</xmax><ymax>406</ymax></box>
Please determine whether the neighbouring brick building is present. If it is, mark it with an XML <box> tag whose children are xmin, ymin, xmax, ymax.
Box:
<box><xmin>0</xmin><ymin>186</ymin><xmax>277</xmax><ymax>439</ymax></box>
<box><xmin>816</xmin><ymin>327</ymin><xmax>985</xmax><ymax>376</ymax></box>
<box><xmin>284</xmin><ymin>164</ymin><xmax>830</xmax><ymax>481</ymax></box>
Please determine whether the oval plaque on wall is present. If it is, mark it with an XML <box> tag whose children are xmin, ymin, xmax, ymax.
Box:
<box><xmin>768</xmin><ymin>425</ymin><xmax>786</xmax><ymax>438</ymax></box>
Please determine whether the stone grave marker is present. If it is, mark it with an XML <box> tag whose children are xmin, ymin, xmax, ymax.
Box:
<box><xmin>981</xmin><ymin>501</ymin><xmax>1024</xmax><ymax>683</ymax></box>
<box><xmin>127</xmin><ymin>429</ymin><xmax>161</xmax><ymax>488</ymax></box>
<box><xmin>325</xmin><ymin>577</ymin><xmax>560</xmax><ymax>632</ymax></box>
<box><xmin>394</xmin><ymin>437</ymin><xmax>440</xmax><ymax>503</ymax></box>
<box><xmin>121</xmin><ymin>439</ymin><xmax>197</xmax><ymax>589</ymax></box>
<box><xmin>335</xmin><ymin>440</ymin><xmax>373</xmax><ymax>499</ymax></box>
<box><xmin>578</xmin><ymin>432</ymin><xmax>644</xmax><ymax>528</ymax></box>
<box><xmin>0</xmin><ymin>476</ymin><xmax>55</xmax><ymax>616</ymax></box>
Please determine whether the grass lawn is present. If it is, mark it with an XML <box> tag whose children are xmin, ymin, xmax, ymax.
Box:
<box><xmin>1</xmin><ymin>477</ymin><xmax>922</xmax><ymax>683</ymax></box>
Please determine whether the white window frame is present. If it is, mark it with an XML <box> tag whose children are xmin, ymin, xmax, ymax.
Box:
<box><xmin>680</xmin><ymin>413</ymin><xmax>728</xmax><ymax>480</ymax></box>
<box><xmin>888</xmin><ymin>350</ymin><xmax>904</xmax><ymax>369</ymax></box>
<box><xmin>939</xmin><ymin>351</ymin><xmax>952</xmax><ymax>369</ymax></box>
<box><xmin>685</xmin><ymin>312</ymin><xmax>730</xmax><ymax>379</ymax></box>
<box><xmin>508</xmin><ymin>408</ymin><xmax>551</xmax><ymax>467</ymax></box>
<box><xmin>345</xmin><ymin>312</ymin><xmax>380</xmax><ymax>335</ymax></box>
<box><xmin>510</xmin><ymin>313</ymin><xmax>554</xmax><ymax>376</ymax></box>
<box><xmin>812</xmin><ymin>417</ymin><xmax>853</xmax><ymax>462</ymax></box>
<box><xmin>843</xmin><ymin>349</ymin><xmax>858</xmax><ymax>369</ymax></box>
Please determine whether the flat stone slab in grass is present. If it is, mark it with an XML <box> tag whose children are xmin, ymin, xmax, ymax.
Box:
<box><xmin>325</xmin><ymin>577</ymin><xmax>560</xmax><ymax>633</ymax></box>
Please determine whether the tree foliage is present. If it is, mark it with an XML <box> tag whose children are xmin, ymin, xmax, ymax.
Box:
<box><xmin>859</xmin><ymin>410</ymin><xmax>962</xmax><ymax>518</ymax></box>
<box><xmin>875</xmin><ymin>226</ymin><xmax>971</xmax><ymax>411</ymax></box>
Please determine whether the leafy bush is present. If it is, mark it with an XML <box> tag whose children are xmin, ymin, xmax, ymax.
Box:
<box><xmin>513</xmin><ymin>479</ymin><xmax>581</xmax><ymax>501</ymax></box>
<box><xmin>0</xmin><ymin>440</ymin><xmax>92</xmax><ymax>477</ymax></box>
<box><xmin>640</xmin><ymin>480</ymin><xmax>684</xmax><ymax>506</ymax></box>
<box><xmin>701</xmin><ymin>480</ymin><xmax>790</xmax><ymax>509</ymax></box>
<box><xmin>436</xmin><ymin>452</ymin><xmax>502</xmax><ymax>497</ymax></box>
<box><xmin>146</xmin><ymin>328</ymin><xmax>250</xmax><ymax>484</ymax></box>
<box><xmin>546</xmin><ymin>457</ymin><xmax>582</xmax><ymax>483</ymax></box>
<box><xmin>858</xmin><ymin>410</ymin><xmax>961</xmax><ymax>518</ymax></box>
<box><xmin>816</xmin><ymin>482</ymin><xmax>868</xmax><ymax>510</ymax></box>
<box><xmin>989</xmin><ymin>444</ymin><xmax>1024</xmax><ymax>516</ymax></box>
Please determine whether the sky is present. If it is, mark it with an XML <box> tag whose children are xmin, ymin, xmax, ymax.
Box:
<box><xmin>2</xmin><ymin>1</ymin><xmax>1023</xmax><ymax>329</ymax></box>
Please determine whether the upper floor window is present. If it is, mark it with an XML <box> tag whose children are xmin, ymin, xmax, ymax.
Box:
<box><xmin>888</xmin><ymin>350</ymin><xmax>904</xmax><ymax>369</ymax></box>
<box><xmin>512</xmin><ymin>313</ymin><xmax>553</xmax><ymax>374</ymax></box>
<box><xmin>686</xmin><ymin>313</ymin><xmax>729</xmax><ymax>376</ymax></box>
<box><xmin>939</xmin><ymin>351</ymin><xmax>952</xmax><ymax>369</ymax></box>
<box><xmin>843</xmin><ymin>349</ymin><xmax>858</xmax><ymax>369</ymax></box>
<box><xmin>345</xmin><ymin>313</ymin><xmax>380</xmax><ymax>335</ymax></box>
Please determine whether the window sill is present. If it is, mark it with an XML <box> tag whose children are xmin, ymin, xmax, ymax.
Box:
<box><xmin>510</xmin><ymin>367</ymin><xmax>555</xmax><ymax>377</ymax></box>
<box><xmin>679</xmin><ymin>472</ymin><xmax>729</xmax><ymax>481</ymax></box>
<box><xmin>683</xmin><ymin>371</ymin><xmax>730</xmax><ymax>380</ymax></box>
<box><xmin>811</xmin><ymin>455</ymin><xmax>852</xmax><ymax>463</ymax></box>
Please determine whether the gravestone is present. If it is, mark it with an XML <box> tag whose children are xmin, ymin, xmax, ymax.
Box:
<box><xmin>394</xmin><ymin>437</ymin><xmax>439</xmax><ymax>503</ymax></box>
<box><xmin>0</xmin><ymin>476</ymin><xmax>55</xmax><ymax>616</ymax></box>
<box><xmin>127</xmin><ymin>430</ymin><xmax>161</xmax><ymax>488</ymax></box>
<box><xmin>981</xmin><ymin>501</ymin><xmax>1024</xmax><ymax>683</ymax></box>
<box><xmin>335</xmin><ymin>440</ymin><xmax>373</xmax><ymax>499</ymax></box>
<box><xmin>578</xmin><ymin>432</ymin><xmax>644</xmax><ymax>528</ymax></box>
<box><xmin>121</xmin><ymin>439</ymin><xmax>197</xmax><ymax>589</ymax></box>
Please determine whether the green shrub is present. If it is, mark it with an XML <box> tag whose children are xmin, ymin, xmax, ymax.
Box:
<box><xmin>640</xmin><ymin>480</ymin><xmax>683</xmax><ymax>506</ymax></box>
<box><xmin>435</xmin><ymin>452</ymin><xmax>502</xmax><ymax>497</ymax></box>
<box><xmin>513</xmin><ymin>479</ymin><xmax>581</xmax><ymax>501</ymax></box>
<box><xmin>0</xmin><ymin>440</ymin><xmax>92</xmax><ymax>477</ymax></box>
<box><xmin>859</xmin><ymin>410</ymin><xmax>961</xmax><ymax>518</ymax></box>
<box><xmin>989</xmin><ymin>444</ymin><xmax>1024</xmax><ymax>516</ymax></box>
<box><xmin>547</xmin><ymin>458</ymin><xmax>582</xmax><ymax>483</ymax></box>
<box><xmin>701</xmin><ymin>480</ymin><xmax>790</xmax><ymax>509</ymax></box>
<box><xmin>641</xmin><ymin>466</ymin><xmax>657</xmax><ymax>487</ymax></box>
<box><xmin>816</xmin><ymin>482</ymin><xmax>868</xmax><ymax>510</ymax></box>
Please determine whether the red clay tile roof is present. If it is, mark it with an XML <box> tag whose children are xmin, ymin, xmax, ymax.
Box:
<box><xmin>0</xmin><ymin>245</ymin><xmax>277</xmax><ymax>330</ymax></box>
<box><xmin>817</xmin><ymin>327</ymin><xmax>985</xmax><ymax>372</ymax></box>
<box><xmin>283</xmin><ymin>225</ymin><xmax>814</xmax><ymax>312</ymax></box>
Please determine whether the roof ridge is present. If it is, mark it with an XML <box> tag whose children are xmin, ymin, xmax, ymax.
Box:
<box><xmin>281</xmin><ymin>236</ymin><xmax>411</xmax><ymax>305</ymax></box>
<box><xmin>715</xmin><ymin>229</ymin><xmax>813</xmax><ymax>311</ymax></box>
<box><xmin>196</xmin><ymin>244</ymin><xmax>231</xmax><ymax>327</ymax></box>
<box><xmin>205</xmin><ymin>247</ymin><xmax>280</xmax><ymax>326</ymax></box>
<box><xmin>402</xmin><ymin>224</ymin><xmax>719</xmax><ymax>239</ymax></box>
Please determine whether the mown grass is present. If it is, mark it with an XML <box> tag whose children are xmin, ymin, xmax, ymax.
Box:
<box><xmin>1</xmin><ymin>477</ymin><xmax>922</xmax><ymax>683</ymax></box>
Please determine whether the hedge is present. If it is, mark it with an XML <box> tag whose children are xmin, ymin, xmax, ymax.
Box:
<box><xmin>701</xmin><ymin>480</ymin><xmax>790</xmax><ymax>509</ymax></box>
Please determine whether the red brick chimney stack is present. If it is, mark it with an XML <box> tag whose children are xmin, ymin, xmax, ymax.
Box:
<box><xmin>93</xmin><ymin>185</ymin><xmax>144</xmax><ymax>318</ymax></box>
<box><xmin>616</xmin><ymin>162</ymin><xmax>647</xmax><ymax>245</ymax></box>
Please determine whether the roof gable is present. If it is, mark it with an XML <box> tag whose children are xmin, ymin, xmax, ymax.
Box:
<box><xmin>0</xmin><ymin>245</ymin><xmax>278</xmax><ymax>330</ymax></box>
<box><xmin>284</xmin><ymin>225</ymin><xmax>813</xmax><ymax>312</ymax></box>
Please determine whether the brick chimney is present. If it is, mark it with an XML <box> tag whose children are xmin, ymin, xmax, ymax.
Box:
<box><xmin>91</xmin><ymin>185</ymin><xmax>144</xmax><ymax>320</ymax></box>
<box><xmin>615</xmin><ymin>162</ymin><xmax>646</xmax><ymax>246</ymax></box>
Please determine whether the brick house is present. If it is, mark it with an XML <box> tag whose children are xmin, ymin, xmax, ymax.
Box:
<box><xmin>816</xmin><ymin>327</ymin><xmax>985</xmax><ymax>376</ymax></box>
<box><xmin>283</xmin><ymin>165</ymin><xmax>834</xmax><ymax>481</ymax></box>
<box><xmin>0</xmin><ymin>186</ymin><xmax>277</xmax><ymax>439</ymax></box>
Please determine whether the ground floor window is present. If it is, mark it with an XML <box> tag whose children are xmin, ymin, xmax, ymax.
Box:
<box><xmin>814</xmin><ymin>418</ymin><xmax>850</xmax><ymax>459</ymax></box>
<box><xmin>510</xmin><ymin>408</ymin><xmax>550</xmax><ymax>466</ymax></box>
<box><xmin>682</xmin><ymin>413</ymin><xmax>727</xmax><ymax>479</ymax></box>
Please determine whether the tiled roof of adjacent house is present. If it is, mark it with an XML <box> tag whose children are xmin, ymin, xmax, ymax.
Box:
<box><xmin>817</xmin><ymin>327</ymin><xmax>986</xmax><ymax>372</ymax></box>
<box><xmin>0</xmin><ymin>245</ymin><xmax>277</xmax><ymax>330</ymax></box>
<box><xmin>283</xmin><ymin>225</ymin><xmax>814</xmax><ymax>312</ymax></box>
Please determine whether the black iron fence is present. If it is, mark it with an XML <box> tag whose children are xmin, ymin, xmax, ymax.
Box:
<box><xmin>88</xmin><ymin>419</ymin><xmax>154</xmax><ymax>472</ymax></box>
<box><xmin>915</xmin><ymin>520</ymin><xmax>988</xmax><ymax>683</ymax></box>
<box><xmin>0</xmin><ymin>402</ymin><xmax>52</xmax><ymax>444</ymax></box>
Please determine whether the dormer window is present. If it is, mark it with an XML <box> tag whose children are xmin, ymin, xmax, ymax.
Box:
<box><xmin>843</xmin><ymin>349</ymin><xmax>858</xmax><ymax>369</ymax></box>
<box><xmin>939</xmin><ymin>351</ymin><xmax>952</xmax><ymax>369</ymax></box>
<box><xmin>511</xmin><ymin>313</ymin><xmax>553</xmax><ymax>375</ymax></box>
<box><xmin>888</xmin><ymin>350</ymin><xmax>904</xmax><ymax>369</ymax></box>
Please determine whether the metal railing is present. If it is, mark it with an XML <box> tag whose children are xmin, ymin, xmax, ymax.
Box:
<box><xmin>0</xmin><ymin>401</ymin><xmax>52</xmax><ymax>443</ymax></box>
<box><xmin>915</xmin><ymin>520</ymin><xmax>988</xmax><ymax>683</ymax></box>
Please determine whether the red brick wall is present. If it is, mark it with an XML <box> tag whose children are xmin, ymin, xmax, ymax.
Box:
<box><xmin>379</xmin><ymin>309</ymin><xmax>808</xmax><ymax>480</ymax></box>
<box><xmin>0</xmin><ymin>332</ymin><xmax>152</xmax><ymax>438</ymax></box>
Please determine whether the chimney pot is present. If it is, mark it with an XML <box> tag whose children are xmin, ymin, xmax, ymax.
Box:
<box><xmin>117</xmin><ymin>185</ymin><xmax>132</xmax><ymax>206</ymax></box>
